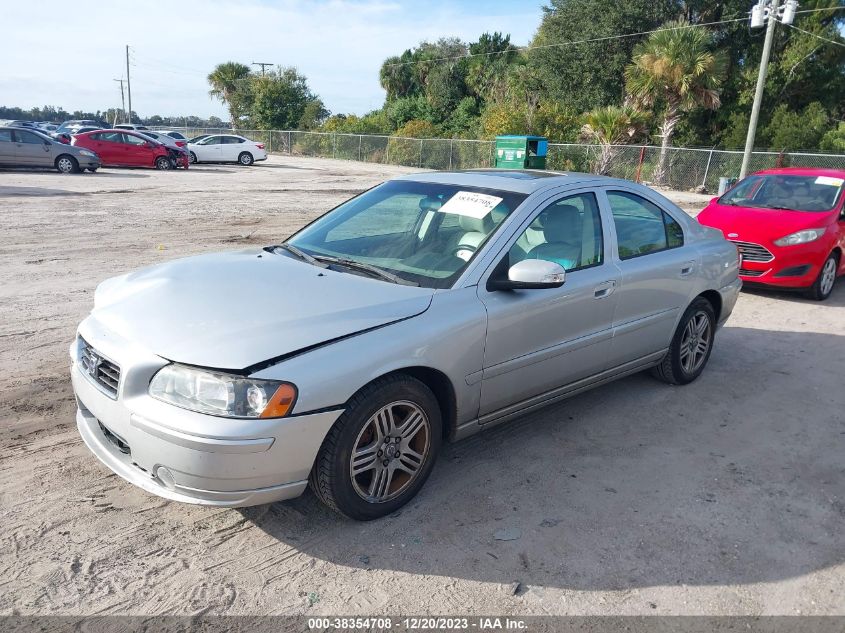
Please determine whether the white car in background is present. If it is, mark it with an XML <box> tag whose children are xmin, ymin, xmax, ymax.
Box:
<box><xmin>138</xmin><ymin>130</ymin><xmax>186</xmax><ymax>149</ymax></box>
<box><xmin>156</xmin><ymin>130</ymin><xmax>190</xmax><ymax>146</ymax></box>
<box><xmin>188</xmin><ymin>134</ymin><xmax>267</xmax><ymax>166</ymax></box>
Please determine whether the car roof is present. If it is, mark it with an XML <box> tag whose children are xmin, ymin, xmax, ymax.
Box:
<box><xmin>755</xmin><ymin>167</ymin><xmax>845</xmax><ymax>178</ymax></box>
<box><xmin>393</xmin><ymin>169</ymin><xmax>637</xmax><ymax>195</ymax></box>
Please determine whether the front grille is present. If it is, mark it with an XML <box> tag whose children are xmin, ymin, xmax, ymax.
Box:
<box><xmin>729</xmin><ymin>240</ymin><xmax>774</xmax><ymax>263</ymax></box>
<box><xmin>78</xmin><ymin>337</ymin><xmax>121</xmax><ymax>398</ymax></box>
<box><xmin>739</xmin><ymin>267</ymin><xmax>766</xmax><ymax>277</ymax></box>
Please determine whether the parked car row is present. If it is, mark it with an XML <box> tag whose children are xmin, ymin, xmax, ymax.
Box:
<box><xmin>1</xmin><ymin>119</ymin><xmax>267</xmax><ymax>172</ymax></box>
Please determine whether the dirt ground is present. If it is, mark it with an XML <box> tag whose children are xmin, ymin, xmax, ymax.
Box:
<box><xmin>1</xmin><ymin>156</ymin><xmax>843</xmax><ymax>616</ymax></box>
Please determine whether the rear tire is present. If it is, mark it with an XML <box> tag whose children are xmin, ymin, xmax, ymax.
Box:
<box><xmin>238</xmin><ymin>151</ymin><xmax>254</xmax><ymax>166</ymax></box>
<box><xmin>155</xmin><ymin>156</ymin><xmax>171</xmax><ymax>170</ymax></box>
<box><xmin>806</xmin><ymin>253</ymin><xmax>838</xmax><ymax>301</ymax></box>
<box><xmin>189</xmin><ymin>151</ymin><xmax>197</xmax><ymax>164</ymax></box>
<box><xmin>55</xmin><ymin>155</ymin><xmax>79</xmax><ymax>174</ymax></box>
<box><xmin>651</xmin><ymin>297</ymin><xmax>716</xmax><ymax>385</ymax></box>
<box><xmin>309</xmin><ymin>374</ymin><xmax>442</xmax><ymax>520</ymax></box>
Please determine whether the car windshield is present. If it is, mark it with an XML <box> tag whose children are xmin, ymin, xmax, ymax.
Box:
<box><xmin>286</xmin><ymin>180</ymin><xmax>527</xmax><ymax>289</ymax></box>
<box><xmin>720</xmin><ymin>174</ymin><xmax>844</xmax><ymax>212</ymax></box>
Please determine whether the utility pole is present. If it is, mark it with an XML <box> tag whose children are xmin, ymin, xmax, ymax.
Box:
<box><xmin>252</xmin><ymin>62</ymin><xmax>273</xmax><ymax>76</ymax></box>
<box><xmin>113</xmin><ymin>78</ymin><xmax>126</xmax><ymax>125</ymax></box>
<box><xmin>739</xmin><ymin>0</ymin><xmax>798</xmax><ymax>179</ymax></box>
<box><xmin>125</xmin><ymin>45</ymin><xmax>133</xmax><ymax>124</ymax></box>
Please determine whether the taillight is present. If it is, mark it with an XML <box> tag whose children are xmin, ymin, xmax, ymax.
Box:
<box><xmin>176</xmin><ymin>141</ymin><xmax>186</xmax><ymax>147</ymax></box>
<box><xmin>256</xmin><ymin>143</ymin><xmax>265</xmax><ymax>150</ymax></box>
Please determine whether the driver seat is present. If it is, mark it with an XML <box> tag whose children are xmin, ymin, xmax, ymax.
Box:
<box><xmin>526</xmin><ymin>204</ymin><xmax>582</xmax><ymax>270</ymax></box>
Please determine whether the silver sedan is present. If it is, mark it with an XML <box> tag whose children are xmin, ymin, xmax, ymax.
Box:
<box><xmin>71</xmin><ymin>170</ymin><xmax>741</xmax><ymax>520</ymax></box>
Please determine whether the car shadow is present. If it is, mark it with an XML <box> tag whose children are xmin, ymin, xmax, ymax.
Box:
<box><xmin>242</xmin><ymin>323</ymin><xmax>845</xmax><ymax>591</ymax></box>
<box><xmin>741</xmin><ymin>282</ymin><xmax>845</xmax><ymax>308</ymax></box>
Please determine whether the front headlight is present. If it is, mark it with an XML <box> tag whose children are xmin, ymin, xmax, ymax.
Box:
<box><xmin>78</xmin><ymin>149</ymin><xmax>96</xmax><ymax>158</ymax></box>
<box><xmin>773</xmin><ymin>228</ymin><xmax>825</xmax><ymax>247</ymax></box>
<box><xmin>149</xmin><ymin>364</ymin><xmax>296</xmax><ymax>419</ymax></box>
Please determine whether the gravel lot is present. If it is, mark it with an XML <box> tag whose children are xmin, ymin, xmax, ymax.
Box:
<box><xmin>1</xmin><ymin>156</ymin><xmax>843</xmax><ymax>616</ymax></box>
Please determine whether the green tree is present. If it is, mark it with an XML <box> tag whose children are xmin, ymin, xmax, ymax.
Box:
<box><xmin>207</xmin><ymin>62</ymin><xmax>252</xmax><ymax>129</ymax></box>
<box><xmin>625</xmin><ymin>20</ymin><xmax>726</xmax><ymax>183</ymax></box>
<box><xmin>580</xmin><ymin>105</ymin><xmax>648</xmax><ymax>174</ymax></box>
<box><xmin>764</xmin><ymin>102</ymin><xmax>830</xmax><ymax>151</ymax></box>
<box><xmin>820</xmin><ymin>122</ymin><xmax>845</xmax><ymax>153</ymax></box>
<box><xmin>251</xmin><ymin>67</ymin><xmax>316</xmax><ymax>130</ymax></box>
<box><xmin>299</xmin><ymin>98</ymin><xmax>330</xmax><ymax>130</ymax></box>
<box><xmin>528</xmin><ymin>0</ymin><xmax>677</xmax><ymax>113</ymax></box>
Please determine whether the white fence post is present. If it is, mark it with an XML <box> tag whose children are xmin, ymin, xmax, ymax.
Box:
<box><xmin>702</xmin><ymin>149</ymin><xmax>715</xmax><ymax>189</ymax></box>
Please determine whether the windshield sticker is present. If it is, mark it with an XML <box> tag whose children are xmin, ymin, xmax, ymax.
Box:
<box><xmin>438</xmin><ymin>191</ymin><xmax>503</xmax><ymax>219</ymax></box>
<box><xmin>815</xmin><ymin>176</ymin><xmax>844</xmax><ymax>187</ymax></box>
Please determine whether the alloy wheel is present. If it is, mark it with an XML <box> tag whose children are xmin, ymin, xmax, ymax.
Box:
<box><xmin>679</xmin><ymin>311</ymin><xmax>712</xmax><ymax>375</ymax></box>
<box><xmin>349</xmin><ymin>400</ymin><xmax>431</xmax><ymax>503</ymax></box>
<box><xmin>820</xmin><ymin>257</ymin><xmax>836</xmax><ymax>297</ymax></box>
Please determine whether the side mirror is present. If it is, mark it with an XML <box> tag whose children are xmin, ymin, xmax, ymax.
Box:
<box><xmin>710</xmin><ymin>197</ymin><xmax>720</xmax><ymax>205</ymax></box>
<box><xmin>488</xmin><ymin>259</ymin><xmax>566</xmax><ymax>291</ymax></box>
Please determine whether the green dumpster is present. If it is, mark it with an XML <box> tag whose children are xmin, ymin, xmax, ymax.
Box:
<box><xmin>494</xmin><ymin>135</ymin><xmax>548</xmax><ymax>170</ymax></box>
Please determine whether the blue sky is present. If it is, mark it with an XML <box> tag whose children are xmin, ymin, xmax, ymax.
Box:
<box><xmin>0</xmin><ymin>0</ymin><xmax>543</xmax><ymax>119</ymax></box>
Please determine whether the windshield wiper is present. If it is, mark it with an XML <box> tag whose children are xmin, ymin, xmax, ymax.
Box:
<box><xmin>271</xmin><ymin>243</ymin><xmax>328</xmax><ymax>268</ymax></box>
<box><xmin>313</xmin><ymin>255</ymin><xmax>419</xmax><ymax>286</ymax></box>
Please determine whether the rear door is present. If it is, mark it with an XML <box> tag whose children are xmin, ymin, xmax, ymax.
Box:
<box><xmin>88</xmin><ymin>132</ymin><xmax>121</xmax><ymax>164</ymax></box>
<box><xmin>0</xmin><ymin>129</ymin><xmax>15</xmax><ymax>164</ymax></box>
<box><xmin>601</xmin><ymin>188</ymin><xmax>696</xmax><ymax>367</ymax></box>
<box><xmin>221</xmin><ymin>136</ymin><xmax>243</xmax><ymax>161</ymax></box>
<box><xmin>13</xmin><ymin>130</ymin><xmax>52</xmax><ymax>166</ymax></box>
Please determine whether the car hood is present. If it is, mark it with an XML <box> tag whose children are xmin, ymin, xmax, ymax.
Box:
<box><xmin>90</xmin><ymin>249</ymin><xmax>435</xmax><ymax>371</ymax></box>
<box><xmin>698</xmin><ymin>204</ymin><xmax>832</xmax><ymax>243</ymax></box>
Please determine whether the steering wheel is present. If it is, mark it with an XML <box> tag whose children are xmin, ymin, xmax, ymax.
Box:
<box><xmin>452</xmin><ymin>243</ymin><xmax>478</xmax><ymax>259</ymax></box>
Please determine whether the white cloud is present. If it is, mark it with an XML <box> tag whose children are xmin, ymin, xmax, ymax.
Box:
<box><xmin>0</xmin><ymin>0</ymin><xmax>541</xmax><ymax>119</ymax></box>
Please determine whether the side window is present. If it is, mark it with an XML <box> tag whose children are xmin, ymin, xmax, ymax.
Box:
<box><xmin>15</xmin><ymin>131</ymin><xmax>42</xmax><ymax>144</ymax></box>
<box><xmin>0</xmin><ymin>129</ymin><xmax>14</xmax><ymax>142</ymax></box>
<box><xmin>607</xmin><ymin>191</ymin><xmax>684</xmax><ymax>259</ymax></box>
<box><xmin>203</xmin><ymin>136</ymin><xmax>223</xmax><ymax>145</ymax></box>
<box><xmin>123</xmin><ymin>134</ymin><xmax>147</xmax><ymax>146</ymax></box>
<box><xmin>509</xmin><ymin>192</ymin><xmax>603</xmax><ymax>272</ymax></box>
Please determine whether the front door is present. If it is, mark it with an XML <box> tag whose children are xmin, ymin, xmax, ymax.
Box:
<box><xmin>121</xmin><ymin>133</ymin><xmax>153</xmax><ymax>166</ymax></box>
<box><xmin>477</xmin><ymin>190</ymin><xmax>618</xmax><ymax>419</ymax></box>
<box><xmin>602</xmin><ymin>188</ymin><xmax>696</xmax><ymax>367</ymax></box>
<box><xmin>195</xmin><ymin>136</ymin><xmax>223</xmax><ymax>162</ymax></box>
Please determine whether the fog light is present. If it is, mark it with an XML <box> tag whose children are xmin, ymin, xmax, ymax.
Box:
<box><xmin>155</xmin><ymin>466</ymin><xmax>176</xmax><ymax>490</ymax></box>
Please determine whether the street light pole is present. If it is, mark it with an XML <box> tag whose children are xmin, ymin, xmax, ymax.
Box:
<box><xmin>740</xmin><ymin>0</ymin><xmax>779</xmax><ymax>179</ymax></box>
<box><xmin>739</xmin><ymin>0</ymin><xmax>798</xmax><ymax>179</ymax></box>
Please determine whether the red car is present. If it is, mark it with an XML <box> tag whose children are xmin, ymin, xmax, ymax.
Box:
<box><xmin>697</xmin><ymin>168</ymin><xmax>845</xmax><ymax>301</ymax></box>
<box><xmin>71</xmin><ymin>130</ymin><xmax>179</xmax><ymax>170</ymax></box>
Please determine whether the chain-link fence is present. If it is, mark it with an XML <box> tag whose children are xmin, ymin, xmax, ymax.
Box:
<box><xmin>155</xmin><ymin>127</ymin><xmax>845</xmax><ymax>192</ymax></box>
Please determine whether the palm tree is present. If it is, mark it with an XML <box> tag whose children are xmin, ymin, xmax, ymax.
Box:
<box><xmin>625</xmin><ymin>21</ymin><xmax>727</xmax><ymax>185</ymax></box>
<box><xmin>580</xmin><ymin>105</ymin><xmax>647</xmax><ymax>175</ymax></box>
<box><xmin>207</xmin><ymin>62</ymin><xmax>252</xmax><ymax>130</ymax></box>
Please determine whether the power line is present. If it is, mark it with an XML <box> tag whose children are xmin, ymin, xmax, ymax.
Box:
<box><xmin>786</xmin><ymin>22</ymin><xmax>845</xmax><ymax>48</ymax></box>
<box><xmin>382</xmin><ymin>16</ymin><xmax>748</xmax><ymax>68</ymax></box>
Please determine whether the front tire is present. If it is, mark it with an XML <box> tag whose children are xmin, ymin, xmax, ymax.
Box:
<box><xmin>155</xmin><ymin>156</ymin><xmax>172</xmax><ymax>170</ymax></box>
<box><xmin>806</xmin><ymin>253</ymin><xmax>838</xmax><ymax>301</ymax></box>
<box><xmin>652</xmin><ymin>297</ymin><xmax>716</xmax><ymax>385</ymax></box>
<box><xmin>310</xmin><ymin>374</ymin><xmax>442</xmax><ymax>520</ymax></box>
<box><xmin>55</xmin><ymin>155</ymin><xmax>79</xmax><ymax>174</ymax></box>
<box><xmin>238</xmin><ymin>151</ymin><xmax>254</xmax><ymax>166</ymax></box>
<box><xmin>189</xmin><ymin>151</ymin><xmax>197</xmax><ymax>164</ymax></box>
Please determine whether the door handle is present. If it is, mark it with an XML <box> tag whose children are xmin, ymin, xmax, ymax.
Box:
<box><xmin>594</xmin><ymin>280</ymin><xmax>616</xmax><ymax>298</ymax></box>
<box><xmin>680</xmin><ymin>261</ymin><xmax>696</xmax><ymax>277</ymax></box>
